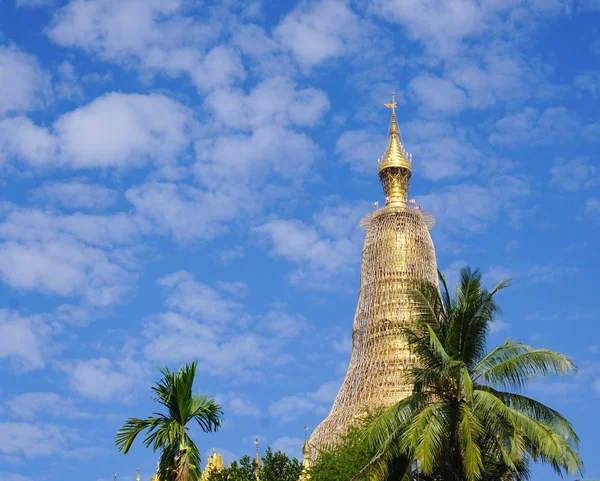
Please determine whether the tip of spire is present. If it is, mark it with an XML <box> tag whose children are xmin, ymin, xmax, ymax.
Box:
<box><xmin>379</xmin><ymin>93</ymin><xmax>411</xmax><ymax>174</ymax></box>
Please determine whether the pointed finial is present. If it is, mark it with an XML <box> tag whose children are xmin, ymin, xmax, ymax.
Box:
<box><xmin>114</xmin><ymin>475</ymin><xmax>117</xmax><ymax>481</ymax></box>
<box><xmin>384</xmin><ymin>93</ymin><xmax>399</xmax><ymax>135</ymax></box>
<box><xmin>384</xmin><ymin>92</ymin><xmax>397</xmax><ymax>113</ymax></box>
<box><xmin>136</xmin><ymin>468</ymin><xmax>140</xmax><ymax>481</ymax></box>
<box><xmin>254</xmin><ymin>436</ymin><xmax>262</xmax><ymax>480</ymax></box>
<box><xmin>304</xmin><ymin>425</ymin><xmax>309</xmax><ymax>441</ymax></box>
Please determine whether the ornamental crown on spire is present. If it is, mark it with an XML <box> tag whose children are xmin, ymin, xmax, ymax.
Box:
<box><xmin>378</xmin><ymin>93</ymin><xmax>412</xmax><ymax>173</ymax></box>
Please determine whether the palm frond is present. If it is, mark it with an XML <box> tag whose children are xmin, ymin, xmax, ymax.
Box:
<box><xmin>115</xmin><ymin>417</ymin><xmax>158</xmax><ymax>454</ymax></box>
<box><xmin>473</xmin><ymin>341</ymin><xmax>577</xmax><ymax>390</ymax></box>
<box><xmin>459</xmin><ymin>403</ymin><xmax>485</xmax><ymax>481</ymax></box>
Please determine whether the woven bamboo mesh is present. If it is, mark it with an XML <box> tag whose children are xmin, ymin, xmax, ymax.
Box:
<box><xmin>308</xmin><ymin>97</ymin><xmax>438</xmax><ymax>457</ymax></box>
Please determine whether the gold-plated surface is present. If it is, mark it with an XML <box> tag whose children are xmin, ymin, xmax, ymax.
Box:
<box><xmin>201</xmin><ymin>448</ymin><xmax>225</xmax><ymax>481</ymax></box>
<box><xmin>378</xmin><ymin>93</ymin><xmax>412</xmax><ymax>187</ymax></box>
<box><xmin>308</xmin><ymin>95</ymin><xmax>438</xmax><ymax>457</ymax></box>
<box><xmin>254</xmin><ymin>436</ymin><xmax>262</xmax><ymax>481</ymax></box>
<box><xmin>300</xmin><ymin>425</ymin><xmax>311</xmax><ymax>481</ymax></box>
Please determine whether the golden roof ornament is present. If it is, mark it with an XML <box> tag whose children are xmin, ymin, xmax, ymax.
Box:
<box><xmin>136</xmin><ymin>468</ymin><xmax>140</xmax><ymax>481</ymax></box>
<box><xmin>300</xmin><ymin>425</ymin><xmax>311</xmax><ymax>481</ymax></box>
<box><xmin>302</xmin><ymin>425</ymin><xmax>310</xmax><ymax>456</ymax></box>
<box><xmin>378</xmin><ymin>93</ymin><xmax>412</xmax><ymax>206</ymax></box>
<box><xmin>201</xmin><ymin>448</ymin><xmax>225</xmax><ymax>481</ymax></box>
<box><xmin>254</xmin><ymin>436</ymin><xmax>262</xmax><ymax>481</ymax></box>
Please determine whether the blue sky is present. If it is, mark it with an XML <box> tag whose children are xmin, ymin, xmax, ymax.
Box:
<box><xmin>0</xmin><ymin>0</ymin><xmax>599</xmax><ymax>480</ymax></box>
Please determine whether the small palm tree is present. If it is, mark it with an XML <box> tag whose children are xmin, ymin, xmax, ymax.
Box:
<box><xmin>359</xmin><ymin>267</ymin><xmax>582</xmax><ymax>481</ymax></box>
<box><xmin>116</xmin><ymin>361</ymin><xmax>223</xmax><ymax>481</ymax></box>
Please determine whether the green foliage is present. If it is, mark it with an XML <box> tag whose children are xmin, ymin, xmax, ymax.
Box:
<box><xmin>207</xmin><ymin>447</ymin><xmax>303</xmax><ymax>481</ymax></box>
<box><xmin>206</xmin><ymin>456</ymin><xmax>256</xmax><ymax>481</ymax></box>
<box><xmin>261</xmin><ymin>447</ymin><xmax>304</xmax><ymax>481</ymax></box>
<box><xmin>115</xmin><ymin>361</ymin><xmax>223</xmax><ymax>481</ymax></box>
<box><xmin>309</xmin><ymin>410</ymin><xmax>407</xmax><ymax>481</ymax></box>
<box><xmin>357</xmin><ymin>267</ymin><xmax>583</xmax><ymax>481</ymax></box>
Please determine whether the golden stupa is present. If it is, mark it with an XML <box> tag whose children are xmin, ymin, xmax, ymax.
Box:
<box><xmin>201</xmin><ymin>448</ymin><xmax>225</xmax><ymax>481</ymax></box>
<box><xmin>308</xmin><ymin>94</ymin><xmax>438</xmax><ymax>455</ymax></box>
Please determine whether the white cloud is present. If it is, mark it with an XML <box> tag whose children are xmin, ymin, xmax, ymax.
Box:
<box><xmin>370</xmin><ymin>0</ymin><xmax>564</xmax><ymax>56</ymax></box>
<box><xmin>221</xmin><ymin>393</ymin><xmax>262</xmax><ymax>418</ymax></box>
<box><xmin>505</xmin><ymin>240</ymin><xmax>520</xmax><ymax>252</ymax></box>
<box><xmin>0</xmin><ymin>474</ymin><xmax>33</xmax><ymax>481</ymax></box>
<box><xmin>485</xmin><ymin>264</ymin><xmax>578</xmax><ymax>285</ymax></box>
<box><xmin>48</xmin><ymin>0</ymin><xmax>190</xmax><ymax>62</ymax></box>
<box><xmin>0</xmin><ymin>422</ymin><xmax>77</xmax><ymax>457</ymax></box>
<box><xmin>0</xmin><ymin>204</ymin><xmax>141</xmax><ymax>306</ymax></box>
<box><xmin>5</xmin><ymin>392</ymin><xmax>94</xmax><ymax>420</ymax></box>
<box><xmin>441</xmin><ymin>259</ymin><xmax>469</xmax><ymax>289</ymax></box>
<box><xmin>126</xmin><ymin>182</ymin><xmax>237</xmax><ymax>243</ymax></box>
<box><xmin>550</xmin><ymin>157</ymin><xmax>599</xmax><ymax>191</ymax></box>
<box><xmin>490</xmin><ymin>106</ymin><xmax>580</xmax><ymax>146</ymax></box>
<box><xmin>585</xmin><ymin>198</ymin><xmax>600</xmax><ymax>217</ymax></box>
<box><xmin>157</xmin><ymin>271</ymin><xmax>244</xmax><ymax>323</ymax></box>
<box><xmin>54</xmin><ymin>93</ymin><xmax>194</xmax><ymax>168</ymax></box>
<box><xmin>489</xmin><ymin>320</ymin><xmax>510</xmax><ymax>334</ymax></box>
<box><xmin>582</xmin><ymin>122</ymin><xmax>600</xmax><ymax>142</ymax></box>
<box><xmin>0</xmin><ymin>45</ymin><xmax>51</xmax><ymax>116</ymax></box>
<box><xmin>257</xmin><ymin>308</ymin><xmax>309</xmax><ymax>340</ymax></box>
<box><xmin>255</xmin><ymin>202</ymin><xmax>365</xmax><ymax>288</ymax></box>
<box><xmin>272</xmin><ymin>437</ymin><xmax>304</xmax><ymax>460</ymax></box>
<box><xmin>190</xmin><ymin>45</ymin><xmax>246</xmax><ymax>92</ymax></box>
<box><xmin>216</xmin><ymin>246</ymin><xmax>245</xmax><ymax>264</ymax></box>
<box><xmin>419</xmin><ymin>176</ymin><xmax>530</xmax><ymax>235</ymax></box>
<box><xmin>0</xmin><ymin>310</ymin><xmax>57</xmax><ymax>370</ymax></box>
<box><xmin>409</xmin><ymin>75</ymin><xmax>468</xmax><ymax>114</ymax></box>
<box><xmin>574</xmin><ymin>71</ymin><xmax>600</xmax><ymax>98</ymax></box>
<box><xmin>0</xmin><ymin>239</ymin><xmax>134</xmax><ymax>306</ymax></box>
<box><xmin>0</xmin><ymin>117</ymin><xmax>57</xmax><ymax>166</ymax></box>
<box><xmin>195</xmin><ymin>126</ymin><xmax>320</xmax><ymax>189</ymax></box>
<box><xmin>331</xmin><ymin>332</ymin><xmax>352</xmax><ymax>354</ymax></box>
<box><xmin>141</xmin><ymin>271</ymin><xmax>298</xmax><ymax>378</ymax></box>
<box><xmin>47</xmin><ymin>0</ymin><xmax>244</xmax><ymax>91</ymax></box>
<box><xmin>1</xmin><ymin>93</ymin><xmax>195</xmax><ymax>170</ymax></box>
<box><xmin>446</xmin><ymin>52</ymin><xmax>533</xmax><ymax>109</ymax></box>
<box><xmin>269</xmin><ymin>379</ymin><xmax>341</xmax><ymax>423</ymax></box>
<box><xmin>336</xmin><ymin>130</ymin><xmax>385</xmax><ymax>173</ymax></box>
<box><xmin>31</xmin><ymin>181</ymin><xmax>117</xmax><ymax>210</ymax></box>
<box><xmin>60</xmin><ymin>357</ymin><xmax>149</xmax><ymax>402</ymax></box>
<box><xmin>274</xmin><ymin>0</ymin><xmax>363</xmax><ymax>69</ymax></box>
<box><xmin>143</xmin><ymin>312</ymin><xmax>284</xmax><ymax>378</ymax></box>
<box><xmin>205</xmin><ymin>76</ymin><xmax>329</xmax><ymax>130</ymax></box>
<box><xmin>371</xmin><ymin>0</ymin><xmax>488</xmax><ymax>52</ymax></box>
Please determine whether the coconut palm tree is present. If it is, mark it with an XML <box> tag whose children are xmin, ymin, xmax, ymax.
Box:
<box><xmin>116</xmin><ymin>361</ymin><xmax>223</xmax><ymax>481</ymax></box>
<box><xmin>358</xmin><ymin>267</ymin><xmax>582</xmax><ymax>481</ymax></box>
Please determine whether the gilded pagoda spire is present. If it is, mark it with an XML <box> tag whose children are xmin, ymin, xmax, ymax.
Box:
<box><xmin>308</xmin><ymin>93</ymin><xmax>438</xmax><ymax>457</ymax></box>
<box><xmin>378</xmin><ymin>93</ymin><xmax>412</xmax><ymax>206</ymax></box>
<box><xmin>300</xmin><ymin>425</ymin><xmax>311</xmax><ymax>481</ymax></box>
<box><xmin>254</xmin><ymin>436</ymin><xmax>262</xmax><ymax>481</ymax></box>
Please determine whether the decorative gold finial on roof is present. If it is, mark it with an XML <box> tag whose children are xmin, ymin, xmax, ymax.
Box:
<box><xmin>379</xmin><ymin>93</ymin><xmax>411</xmax><ymax>174</ymax></box>
<box><xmin>300</xmin><ymin>425</ymin><xmax>311</xmax><ymax>480</ymax></box>
<box><xmin>378</xmin><ymin>93</ymin><xmax>413</xmax><ymax>206</ymax></box>
<box><xmin>302</xmin><ymin>425</ymin><xmax>309</xmax><ymax>456</ymax></box>
<box><xmin>136</xmin><ymin>468</ymin><xmax>140</xmax><ymax>481</ymax></box>
<box><xmin>254</xmin><ymin>436</ymin><xmax>262</xmax><ymax>481</ymax></box>
<box><xmin>384</xmin><ymin>93</ymin><xmax>398</xmax><ymax>133</ymax></box>
<box><xmin>202</xmin><ymin>448</ymin><xmax>225</xmax><ymax>481</ymax></box>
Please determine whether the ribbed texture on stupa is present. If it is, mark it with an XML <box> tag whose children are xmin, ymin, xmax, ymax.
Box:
<box><xmin>308</xmin><ymin>95</ymin><xmax>438</xmax><ymax>457</ymax></box>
